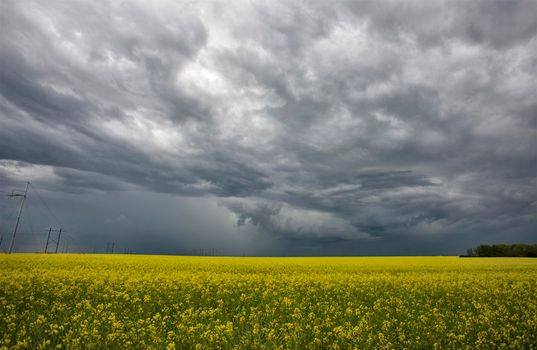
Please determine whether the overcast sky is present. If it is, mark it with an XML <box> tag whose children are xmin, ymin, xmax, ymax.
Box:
<box><xmin>0</xmin><ymin>0</ymin><xmax>536</xmax><ymax>255</ymax></box>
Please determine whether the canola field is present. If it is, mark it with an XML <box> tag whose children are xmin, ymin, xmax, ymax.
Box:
<box><xmin>1</xmin><ymin>255</ymin><xmax>536</xmax><ymax>349</ymax></box>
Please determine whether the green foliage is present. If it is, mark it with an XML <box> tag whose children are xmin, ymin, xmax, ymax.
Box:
<box><xmin>466</xmin><ymin>244</ymin><xmax>537</xmax><ymax>257</ymax></box>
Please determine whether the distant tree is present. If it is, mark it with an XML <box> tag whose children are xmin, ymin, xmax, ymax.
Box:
<box><xmin>466</xmin><ymin>248</ymin><xmax>476</xmax><ymax>257</ymax></box>
<box><xmin>466</xmin><ymin>244</ymin><xmax>537</xmax><ymax>257</ymax></box>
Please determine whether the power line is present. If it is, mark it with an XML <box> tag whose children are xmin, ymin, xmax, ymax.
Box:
<box><xmin>25</xmin><ymin>199</ymin><xmax>36</xmax><ymax>237</ymax></box>
<box><xmin>4</xmin><ymin>181</ymin><xmax>87</xmax><ymax>253</ymax></box>
<box><xmin>0</xmin><ymin>202</ymin><xmax>16</xmax><ymax>237</ymax></box>
<box><xmin>28</xmin><ymin>183</ymin><xmax>63</xmax><ymax>228</ymax></box>
<box><xmin>8</xmin><ymin>182</ymin><xmax>29</xmax><ymax>254</ymax></box>
<box><xmin>55</xmin><ymin>228</ymin><xmax>63</xmax><ymax>254</ymax></box>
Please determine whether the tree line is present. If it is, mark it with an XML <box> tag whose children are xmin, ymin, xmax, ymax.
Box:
<box><xmin>465</xmin><ymin>244</ymin><xmax>537</xmax><ymax>257</ymax></box>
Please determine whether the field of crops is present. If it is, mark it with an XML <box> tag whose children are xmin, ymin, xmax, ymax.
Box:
<box><xmin>1</xmin><ymin>255</ymin><xmax>536</xmax><ymax>349</ymax></box>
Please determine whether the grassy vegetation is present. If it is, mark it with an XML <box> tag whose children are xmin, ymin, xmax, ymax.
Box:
<box><xmin>1</xmin><ymin>254</ymin><xmax>536</xmax><ymax>349</ymax></box>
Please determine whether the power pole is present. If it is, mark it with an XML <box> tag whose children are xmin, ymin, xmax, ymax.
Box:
<box><xmin>8</xmin><ymin>182</ymin><xmax>29</xmax><ymax>254</ymax></box>
<box><xmin>45</xmin><ymin>228</ymin><xmax>63</xmax><ymax>254</ymax></box>
<box><xmin>111</xmin><ymin>242</ymin><xmax>114</xmax><ymax>254</ymax></box>
<box><xmin>45</xmin><ymin>227</ymin><xmax>52</xmax><ymax>253</ymax></box>
<box><xmin>54</xmin><ymin>228</ymin><xmax>62</xmax><ymax>254</ymax></box>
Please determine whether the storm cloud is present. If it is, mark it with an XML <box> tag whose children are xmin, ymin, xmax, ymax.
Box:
<box><xmin>0</xmin><ymin>0</ymin><xmax>536</xmax><ymax>254</ymax></box>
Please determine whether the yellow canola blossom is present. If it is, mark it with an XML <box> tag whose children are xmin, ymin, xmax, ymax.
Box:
<box><xmin>1</xmin><ymin>255</ymin><xmax>536</xmax><ymax>349</ymax></box>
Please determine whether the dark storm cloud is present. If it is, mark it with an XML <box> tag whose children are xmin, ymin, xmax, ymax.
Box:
<box><xmin>0</xmin><ymin>0</ymin><xmax>535</xmax><ymax>254</ymax></box>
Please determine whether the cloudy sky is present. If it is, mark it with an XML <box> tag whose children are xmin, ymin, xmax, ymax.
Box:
<box><xmin>0</xmin><ymin>0</ymin><xmax>536</xmax><ymax>255</ymax></box>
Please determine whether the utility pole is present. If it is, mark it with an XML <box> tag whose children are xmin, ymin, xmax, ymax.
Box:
<box><xmin>54</xmin><ymin>228</ymin><xmax>62</xmax><ymax>254</ymax></box>
<box><xmin>45</xmin><ymin>228</ymin><xmax>63</xmax><ymax>253</ymax></box>
<box><xmin>45</xmin><ymin>227</ymin><xmax>52</xmax><ymax>253</ymax></box>
<box><xmin>8</xmin><ymin>182</ymin><xmax>29</xmax><ymax>254</ymax></box>
<box><xmin>111</xmin><ymin>242</ymin><xmax>114</xmax><ymax>254</ymax></box>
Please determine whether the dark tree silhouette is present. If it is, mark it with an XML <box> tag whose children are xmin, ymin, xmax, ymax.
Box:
<box><xmin>465</xmin><ymin>244</ymin><xmax>537</xmax><ymax>257</ymax></box>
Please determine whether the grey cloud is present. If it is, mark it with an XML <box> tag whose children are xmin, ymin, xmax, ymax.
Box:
<box><xmin>51</xmin><ymin>168</ymin><xmax>132</xmax><ymax>194</ymax></box>
<box><xmin>352</xmin><ymin>170</ymin><xmax>436</xmax><ymax>190</ymax></box>
<box><xmin>220</xmin><ymin>197</ymin><xmax>367</xmax><ymax>241</ymax></box>
<box><xmin>0</xmin><ymin>0</ymin><xmax>535</xmax><ymax>254</ymax></box>
<box><xmin>458</xmin><ymin>0</ymin><xmax>536</xmax><ymax>48</ymax></box>
<box><xmin>344</xmin><ymin>0</ymin><xmax>536</xmax><ymax>49</ymax></box>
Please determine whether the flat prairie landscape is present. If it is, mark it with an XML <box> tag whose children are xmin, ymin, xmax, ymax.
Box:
<box><xmin>1</xmin><ymin>255</ymin><xmax>536</xmax><ymax>349</ymax></box>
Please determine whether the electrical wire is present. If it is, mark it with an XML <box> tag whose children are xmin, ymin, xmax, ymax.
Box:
<box><xmin>3</xmin><ymin>182</ymin><xmax>87</xmax><ymax>253</ymax></box>
<box><xmin>28</xmin><ymin>183</ymin><xmax>63</xmax><ymax>228</ymax></box>
<box><xmin>25</xmin><ymin>200</ymin><xmax>36</xmax><ymax>237</ymax></box>
<box><xmin>0</xmin><ymin>200</ymin><xmax>16</xmax><ymax>238</ymax></box>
